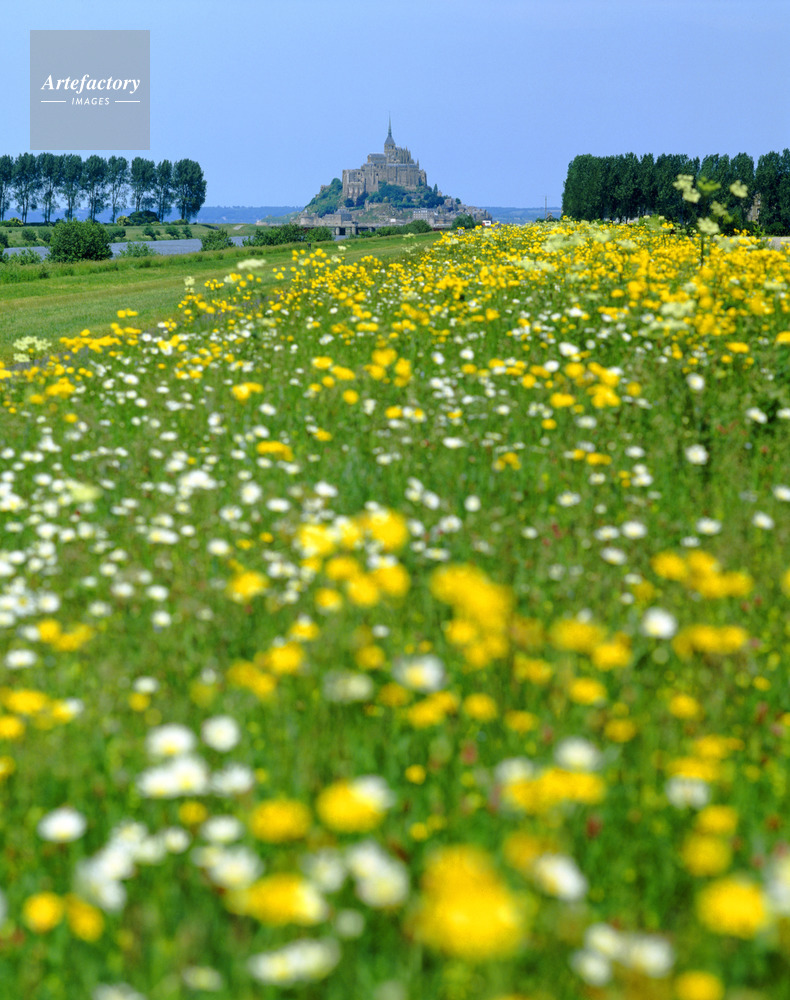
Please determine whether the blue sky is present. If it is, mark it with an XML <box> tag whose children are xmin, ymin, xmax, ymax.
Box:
<box><xmin>5</xmin><ymin>0</ymin><xmax>789</xmax><ymax>208</ymax></box>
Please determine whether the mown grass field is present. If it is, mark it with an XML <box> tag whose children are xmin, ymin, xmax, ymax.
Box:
<box><xmin>0</xmin><ymin>221</ymin><xmax>788</xmax><ymax>1000</ymax></box>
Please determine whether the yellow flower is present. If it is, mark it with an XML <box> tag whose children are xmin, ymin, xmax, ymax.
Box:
<box><xmin>256</xmin><ymin>440</ymin><xmax>294</xmax><ymax>462</ymax></box>
<box><xmin>362</xmin><ymin>510</ymin><xmax>409</xmax><ymax>551</ymax></box>
<box><xmin>697</xmin><ymin>877</ymin><xmax>770</xmax><ymax>938</ymax></box>
<box><xmin>378</xmin><ymin>683</ymin><xmax>410</xmax><ymax>708</ymax></box>
<box><xmin>695</xmin><ymin>805</ymin><xmax>738</xmax><ymax>836</ymax></box>
<box><xmin>231</xmin><ymin>381</ymin><xmax>263</xmax><ymax>402</ymax></box>
<box><xmin>675</xmin><ymin>971</ymin><xmax>724</xmax><ymax>1000</ymax></box>
<box><xmin>316</xmin><ymin>776</ymin><xmax>393</xmax><ymax>833</ymax></box>
<box><xmin>550</xmin><ymin>619</ymin><xmax>606</xmax><ymax>654</ymax></box>
<box><xmin>669</xmin><ymin>693</ymin><xmax>702</xmax><ymax>720</ymax></box>
<box><xmin>37</xmin><ymin>619</ymin><xmax>63</xmax><ymax>643</ymax></box>
<box><xmin>229</xmin><ymin>874</ymin><xmax>327</xmax><ymax>926</ymax></box>
<box><xmin>249</xmin><ymin>799</ymin><xmax>311</xmax><ymax>843</ymax></box>
<box><xmin>315</xmin><ymin>588</ymin><xmax>343</xmax><ymax>612</ymax></box>
<box><xmin>227</xmin><ymin>571</ymin><xmax>269</xmax><ymax>602</ymax></box>
<box><xmin>503</xmin><ymin>768</ymin><xmax>605</xmax><ymax>814</ymax></box>
<box><xmin>651</xmin><ymin>551</ymin><xmax>688</xmax><ymax>581</ymax></box>
<box><xmin>23</xmin><ymin>892</ymin><xmax>65</xmax><ymax>932</ymax></box>
<box><xmin>265</xmin><ymin>642</ymin><xmax>305</xmax><ymax>676</ymax></box>
<box><xmin>504</xmin><ymin>710</ymin><xmax>538</xmax><ymax>733</ymax></box>
<box><xmin>681</xmin><ymin>834</ymin><xmax>732</xmax><ymax>877</ymax></box>
<box><xmin>0</xmin><ymin>716</ymin><xmax>25</xmax><ymax>740</ymax></box>
<box><xmin>568</xmin><ymin>677</ymin><xmax>607</xmax><ymax>705</ymax></box>
<box><xmin>370</xmin><ymin>562</ymin><xmax>410</xmax><ymax>598</ymax></box>
<box><xmin>178</xmin><ymin>801</ymin><xmax>209</xmax><ymax>826</ymax></box>
<box><xmin>413</xmin><ymin>846</ymin><xmax>528</xmax><ymax>960</ymax></box>
<box><xmin>346</xmin><ymin>575</ymin><xmax>380</xmax><ymax>607</ymax></box>
<box><xmin>462</xmin><ymin>693</ymin><xmax>498</xmax><ymax>721</ymax></box>
<box><xmin>604</xmin><ymin>718</ymin><xmax>637</xmax><ymax>742</ymax></box>
<box><xmin>591</xmin><ymin>639</ymin><xmax>631</xmax><ymax>670</ymax></box>
<box><xmin>65</xmin><ymin>895</ymin><xmax>104</xmax><ymax>941</ymax></box>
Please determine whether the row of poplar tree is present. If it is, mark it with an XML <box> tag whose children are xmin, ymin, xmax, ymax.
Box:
<box><xmin>0</xmin><ymin>154</ymin><xmax>207</xmax><ymax>225</ymax></box>
<box><xmin>561</xmin><ymin>151</ymin><xmax>790</xmax><ymax>233</ymax></box>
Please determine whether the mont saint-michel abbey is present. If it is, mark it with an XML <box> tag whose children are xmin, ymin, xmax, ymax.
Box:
<box><xmin>342</xmin><ymin>121</ymin><xmax>428</xmax><ymax>201</ymax></box>
<box><xmin>295</xmin><ymin>121</ymin><xmax>490</xmax><ymax>234</ymax></box>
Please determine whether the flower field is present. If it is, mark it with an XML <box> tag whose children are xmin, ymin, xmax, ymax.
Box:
<box><xmin>0</xmin><ymin>220</ymin><xmax>789</xmax><ymax>1000</ymax></box>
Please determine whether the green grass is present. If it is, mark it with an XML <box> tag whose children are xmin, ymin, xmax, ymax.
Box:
<box><xmin>0</xmin><ymin>233</ymin><xmax>440</xmax><ymax>361</ymax></box>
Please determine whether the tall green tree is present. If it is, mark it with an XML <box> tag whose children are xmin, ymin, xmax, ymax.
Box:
<box><xmin>12</xmin><ymin>153</ymin><xmax>40</xmax><ymax>224</ymax></box>
<box><xmin>614</xmin><ymin>153</ymin><xmax>642</xmax><ymax>221</ymax></box>
<box><xmin>727</xmin><ymin>152</ymin><xmax>755</xmax><ymax>228</ymax></box>
<box><xmin>562</xmin><ymin>154</ymin><xmax>605</xmax><ymax>220</ymax></box>
<box><xmin>731</xmin><ymin>152</ymin><xmax>755</xmax><ymax>191</ymax></box>
<box><xmin>37</xmin><ymin>153</ymin><xmax>62</xmax><ymax>224</ymax></box>
<box><xmin>654</xmin><ymin>154</ymin><xmax>699</xmax><ymax>223</ymax></box>
<box><xmin>755</xmin><ymin>151</ymin><xmax>783</xmax><ymax>232</ymax></box>
<box><xmin>153</xmin><ymin>159</ymin><xmax>173</xmax><ymax>221</ymax></box>
<box><xmin>106</xmin><ymin>156</ymin><xmax>129</xmax><ymax>223</ymax></box>
<box><xmin>561</xmin><ymin>156</ymin><xmax>586</xmax><ymax>218</ymax></box>
<box><xmin>59</xmin><ymin>154</ymin><xmax>84</xmax><ymax>220</ymax></box>
<box><xmin>172</xmin><ymin>159</ymin><xmax>206</xmax><ymax>222</ymax></box>
<box><xmin>639</xmin><ymin>153</ymin><xmax>657</xmax><ymax>216</ymax></box>
<box><xmin>129</xmin><ymin>157</ymin><xmax>156</xmax><ymax>214</ymax></box>
<box><xmin>778</xmin><ymin>149</ymin><xmax>790</xmax><ymax>234</ymax></box>
<box><xmin>81</xmin><ymin>155</ymin><xmax>109</xmax><ymax>222</ymax></box>
<box><xmin>0</xmin><ymin>154</ymin><xmax>13</xmax><ymax>221</ymax></box>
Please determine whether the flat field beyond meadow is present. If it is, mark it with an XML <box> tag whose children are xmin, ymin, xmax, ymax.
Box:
<box><xmin>0</xmin><ymin>221</ymin><xmax>789</xmax><ymax>1000</ymax></box>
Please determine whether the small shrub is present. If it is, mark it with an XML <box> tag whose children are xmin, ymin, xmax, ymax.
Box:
<box><xmin>11</xmin><ymin>248</ymin><xmax>44</xmax><ymax>265</ymax></box>
<box><xmin>201</xmin><ymin>230</ymin><xmax>233</xmax><ymax>251</ymax></box>
<box><xmin>129</xmin><ymin>210</ymin><xmax>158</xmax><ymax>226</ymax></box>
<box><xmin>49</xmin><ymin>220</ymin><xmax>112</xmax><ymax>262</ymax></box>
<box><xmin>165</xmin><ymin>225</ymin><xmax>181</xmax><ymax>239</ymax></box>
<box><xmin>117</xmin><ymin>241</ymin><xmax>159</xmax><ymax>258</ymax></box>
<box><xmin>21</xmin><ymin>227</ymin><xmax>37</xmax><ymax>244</ymax></box>
<box><xmin>38</xmin><ymin>229</ymin><xmax>51</xmax><ymax>244</ymax></box>
<box><xmin>106</xmin><ymin>227</ymin><xmax>126</xmax><ymax>241</ymax></box>
<box><xmin>181</xmin><ymin>226</ymin><xmax>192</xmax><ymax>238</ymax></box>
<box><xmin>116</xmin><ymin>215</ymin><xmax>132</xmax><ymax>226</ymax></box>
<box><xmin>243</xmin><ymin>223</ymin><xmax>309</xmax><ymax>247</ymax></box>
<box><xmin>142</xmin><ymin>224</ymin><xmax>157</xmax><ymax>239</ymax></box>
<box><xmin>0</xmin><ymin>231</ymin><xmax>8</xmax><ymax>248</ymax></box>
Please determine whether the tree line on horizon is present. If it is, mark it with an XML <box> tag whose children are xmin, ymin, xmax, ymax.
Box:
<box><xmin>0</xmin><ymin>154</ymin><xmax>207</xmax><ymax>225</ymax></box>
<box><xmin>561</xmin><ymin>151</ymin><xmax>790</xmax><ymax>233</ymax></box>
